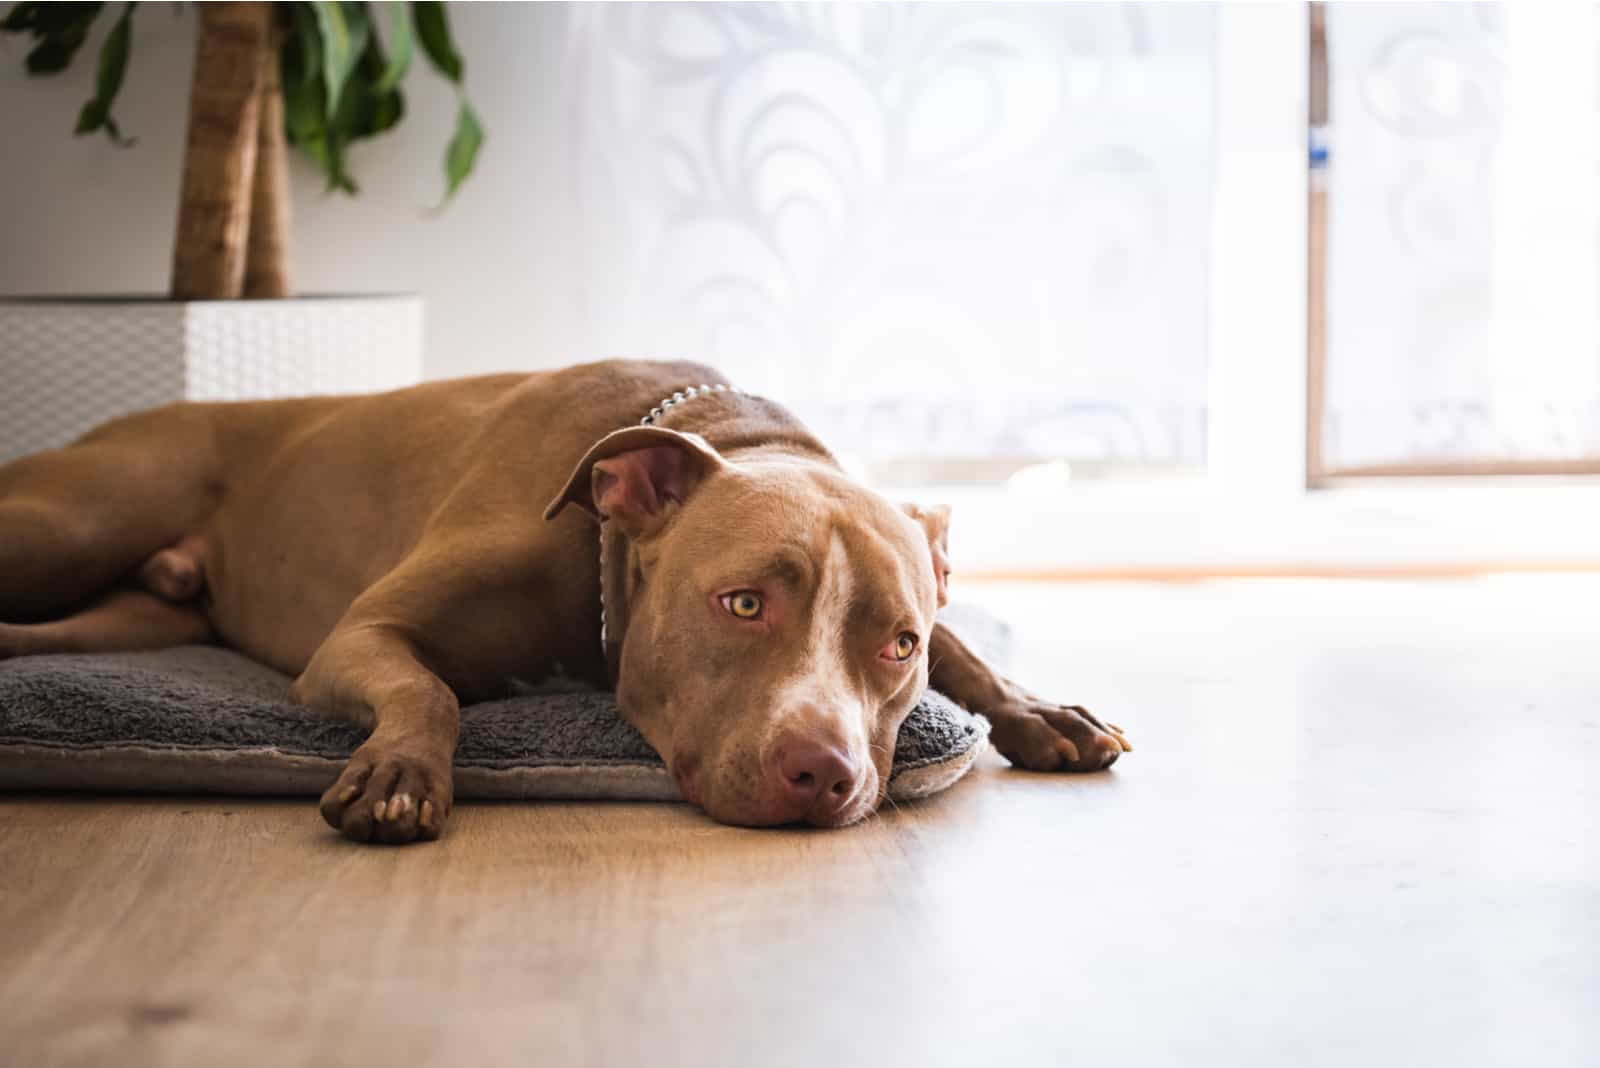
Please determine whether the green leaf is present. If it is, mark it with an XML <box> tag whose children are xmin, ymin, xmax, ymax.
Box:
<box><xmin>301</xmin><ymin>134</ymin><xmax>357</xmax><ymax>194</ymax></box>
<box><xmin>73</xmin><ymin>2</ymin><xmax>135</xmax><ymax>145</ymax></box>
<box><xmin>14</xmin><ymin>1</ymin><xmax>102</xmax><ymax>71</ymax></box>
<box><xmin>21</xmin><ymin>3</ymin><xmax>102</xmax><ymax>73</ymax></box>
<box><xmin>280</xmin><ymin>11</ymin><xmax>326</xmax><ymax>146</ymax></box>
<box><xmin>284</xmin><ymin>3</ymin><xmax>322</xmax><ymax>89</ymax></box>
<box><xmin>440</xmin><ymin>97</ymin><xmax>481</xmax><ymax>202</ymax></box>
<box><xmin>282</xmin><ymin>6</ymin><xmax>348</xmax><ymax>195</ymax></box>
<box><xmin>1</xmin><ymin>3</ymin><xmax>41</xmax><ymax>33</ymax></box>
<box><xmin>281</xmin><ymin>6</ymin><xmax>331</xmax><ymax>186</ymax></box>
<box><xmin>281</xmin><ymin>69</ymin><xmax>325</xmax><ymax>144</ymax></box>
<box><xmin>329</xmin><ymin>70</ymin><xmax>404</xmax><ymax>144</ymax></box>
<box><xmin>412</xmin><ymin>1</ymin><xmax>460</xmax><ymax>83</ymax></box>
<box><xmin>310</xmin><ymin>1</ymin><xmax>369</xmax><ymax>118</ymax></box>
<box><xmin>300</xmin><ymin>23</ymin><xmax>403</xmax><ymax>196</ymax></box>
<box><xmin>25</xmin><ymin>36</ymin><xmax>71</xmax><ymax>72</ymax></box>
<box><xmin>347</xmin><ymin>14</ymin><xmax>404</xmax><ymax>137</ymax></box>
<box><xmin>274</xmin><ymin>2</ymin><xmax>484</xmax><ymax>202</ymax></box>
<box><xmin>372</xmin><ymin>1</ymin><xmax>412</xmax><ymax>94</ymax></box>
<box><xmin>29</xmin><ymin>1</ymin><xmax>100</xmax><ymax>36</ymax></box>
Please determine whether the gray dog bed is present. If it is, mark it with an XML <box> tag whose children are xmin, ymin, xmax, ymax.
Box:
<box><xmin>0</xmin><ymin>608</ymin><xmax>1005</xmax><ymax>804</ymax></box>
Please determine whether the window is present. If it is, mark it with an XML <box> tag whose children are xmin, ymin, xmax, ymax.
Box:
<box><xmin>555</xmin><ymin>3</ymin><xmax>1600</xmax><ymax>574</ymax></box>
<box><xmin>566</xmin><ymin>3</ymin><xmax>1218</xmax><ymax>484</ymax></box>
<box><xmin>1313</xmin><ymin>3</ymin><xmax>1600</xmax><ymax>478</ymax></box>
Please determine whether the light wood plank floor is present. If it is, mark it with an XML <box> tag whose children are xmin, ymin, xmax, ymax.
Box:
<box><xmin>3</xmin><ymin>577</ymin><xmax>1597</xmax><ymax>1067</ymax></box>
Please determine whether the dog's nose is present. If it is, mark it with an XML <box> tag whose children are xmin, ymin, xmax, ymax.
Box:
<box><xmin>774</xmin><ymin>736</ymin><xmax>859</xmax><ymax>823</ymax></box>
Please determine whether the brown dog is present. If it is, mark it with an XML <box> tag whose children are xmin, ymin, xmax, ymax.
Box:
<box><xmin>0</xmin><ymin>360</ymin><xmax>1129</xmax><ymax>841</ymax></box>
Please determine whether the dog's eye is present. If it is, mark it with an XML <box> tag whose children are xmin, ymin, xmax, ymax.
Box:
<box><xmin>721</xmin><ymin>590</ymin><xmax>764</xmax><ymax>620</ymax></box>
<box><xmin>886</xmin><ymin>632</ymin><xmax>918</xmax><ymax>662</ymax></box>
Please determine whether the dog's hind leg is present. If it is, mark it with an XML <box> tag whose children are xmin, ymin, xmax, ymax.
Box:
<box><xmin>0</xmin><ymin>588</ymin><xmax>213</xmax><ymax>660</ymax></box>
<box><xmin>0</xmin><ymin>405</ymin><xmax>221</xmax><ymax>622</ymax></box>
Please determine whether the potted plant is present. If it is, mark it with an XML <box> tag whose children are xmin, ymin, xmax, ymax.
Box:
<box><xmin>0</xmin><ymin>1</ymin><xmax>482</xmax><ymax>462</ymax></box>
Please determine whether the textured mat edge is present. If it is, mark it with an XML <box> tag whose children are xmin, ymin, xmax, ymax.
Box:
<box><xmin>0</xmin><ymin>716</ymin><xmax>990</xmax><ymax>803</ymax></box>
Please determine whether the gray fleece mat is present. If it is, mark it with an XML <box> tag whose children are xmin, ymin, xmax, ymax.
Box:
<box><xmin>0</xmin><ymin>607</ymin><xmax>1005</xmax><ymax>803</ymax></box>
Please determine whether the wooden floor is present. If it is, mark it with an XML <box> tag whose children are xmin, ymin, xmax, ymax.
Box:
<box><xmin>3</xmin><ymin>578</ymin><xmax>1597</xmax><ymax>1067</ymax></box>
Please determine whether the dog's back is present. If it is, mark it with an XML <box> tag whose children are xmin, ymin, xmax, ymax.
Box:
<box><xmin>0</xmin><ymin>360</ymin><xmax>725</xmax><ymax>669</ymax></box>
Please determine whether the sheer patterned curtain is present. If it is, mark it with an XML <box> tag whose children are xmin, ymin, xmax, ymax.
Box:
<box><xmin>1323</xmin><ymin>2</ymin><xmax>1600</xmax><ymax>471</ymax></box>
<box><xmin>562</xmin><ymin>3</ymin><xmax>1217</xmax><ymax>480</ymax></box>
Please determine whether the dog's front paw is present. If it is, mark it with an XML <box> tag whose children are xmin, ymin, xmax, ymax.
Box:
<box><xmin>320</xmin><ymin>738</ymin><xmax>453</xmax><ymax>844</ymax></box>
<box><xmin>986</xmin><ymin>701</ymin><xmax>1131</xmax><ymax>772</ymax></box>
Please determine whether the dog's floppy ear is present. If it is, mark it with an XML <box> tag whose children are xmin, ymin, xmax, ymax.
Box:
<box><xmin>901</xmin><ymin>503</ymin><xmax>952</xmax><ymax>608</ymax></box>
<box><xmin>545</xmin><ymin>425</ymin><xmax>727</xmax><ymax>537</ymax></box>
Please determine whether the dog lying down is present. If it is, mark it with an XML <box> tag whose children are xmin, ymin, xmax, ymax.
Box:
<box><xmin>0</xmin><ymin>360</ymin><xmax>1130</xmax><ymax>842</ymax></box>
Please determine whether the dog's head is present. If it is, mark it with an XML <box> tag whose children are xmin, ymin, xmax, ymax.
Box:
<box><xmin>546</xmin><ymin>425</ymin><xmax>951</xmax><ymax>827</ymax></box>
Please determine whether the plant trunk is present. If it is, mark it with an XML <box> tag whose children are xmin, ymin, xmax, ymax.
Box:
<box><xmin>244</xmin><ymin>18</ymin><xmax>293</xmax><ymax>298</ymax></box>
<box><xmin>169</xmin><ymin>2</ymin><xmax>274</xmax><ymax>301</ymax></box>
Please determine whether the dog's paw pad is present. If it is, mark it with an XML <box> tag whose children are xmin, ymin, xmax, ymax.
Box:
<box><xmin>320</xmin><ymin>743</ymin><xmax>452</xmax><ymax>845</ymax></box>
<box><xmin>992</xmin><ymin>702</ymin><xmax>1130</xmax><ymax>773</ymax></box>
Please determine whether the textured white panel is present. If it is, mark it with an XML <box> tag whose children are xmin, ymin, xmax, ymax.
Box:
<box><xmin>0</xmin><ymin>302</ymin><xmax>185</xmax><ymax>462</ymax></box>
<box><xmin>183</xmin><ymin>296</ymin><xmax>423</xmax><ymax>401</ymax></box>
<box><xmin>0</xmin><ymin>297</ymin><xmax>423</xmax><ymax>463</ymax></box>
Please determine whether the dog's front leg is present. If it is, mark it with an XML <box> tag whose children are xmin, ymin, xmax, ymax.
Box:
<box><xmin>929</xmin><ymin>622</ymin><xmax>1130</xmax><ymax>772</ymax></box>
<box><xmin>292</xmin><ymin>626</ymin><xmax>459</xmax><ymax>844</ymax></box>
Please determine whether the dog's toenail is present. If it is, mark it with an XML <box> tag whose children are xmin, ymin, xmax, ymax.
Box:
<box><xmin>372</xmin><ymin>800</ymin><xmax>387</xmax><ymax>820</ymax></box>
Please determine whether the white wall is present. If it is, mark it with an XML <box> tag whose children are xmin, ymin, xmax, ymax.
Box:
<box><xmin>0</xmin><ymin>4</ymin><xmax>582</xmax><ymax>379</ymax></box>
